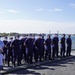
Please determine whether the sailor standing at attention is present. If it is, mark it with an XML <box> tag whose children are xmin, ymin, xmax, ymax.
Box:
<box><xmin>25</xmin><ymin>35</ymin><xmax>33</xmax><ymax>64</ymax></box>
<box><xmin>35</xmin><ymin>35</ymin><xmax>43</xmax><ymax>62</ymax></box>
<box><xmin>60</xmin><ymin>34</ymin><xmax>66</xmax><ymax>57</ymax></box>
<box><xmin>66</xmin><ymin>35</ymin><xmax>72</xmax><ymax>56</ymax></box>
<box><xmin>52</xmin><ymin>34</ymin><xmax>59</xmax><ymax>59</ymax></box>
<box><xmin>3</xmin><ymin>36</ymin><xmax>8</xmax><ymax>63</ymax></box>
<box><xmin>45</xmin><ymin>35</ymin><xmax>52</xmax><ymax>60</ymax></box>
<box><xmin>6</xmin><ymin>37</ymin><xmax>13</xmax><ymax>66</ymax></box>
<box><xmin>13</xmin><ymin>35</ymin><xmax>21</xmax><ymax>66</ymax></box>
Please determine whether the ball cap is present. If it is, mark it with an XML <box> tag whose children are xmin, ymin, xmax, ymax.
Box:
<box><xmin>10</xmin><ymin>37</ymin><xmax>13</xmax><ymax>39</ymax></box>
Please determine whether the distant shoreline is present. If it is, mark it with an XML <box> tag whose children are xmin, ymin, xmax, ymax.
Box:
<box><xmin>0</xmin><ymin>32</ymin><xmax>75</xmax><ymax>37</ymax></box>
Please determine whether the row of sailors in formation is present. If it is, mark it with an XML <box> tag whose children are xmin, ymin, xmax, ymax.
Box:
<box><xmin>0</xmin><ymin>34</ymin><xmax>72</xmax><ymax>66</ymax></box>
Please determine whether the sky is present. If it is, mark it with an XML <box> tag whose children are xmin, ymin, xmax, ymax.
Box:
<box><xmin>0</xmin><ymin>0</ymin><xmax>75</xmax><ymax>34</ymax></box>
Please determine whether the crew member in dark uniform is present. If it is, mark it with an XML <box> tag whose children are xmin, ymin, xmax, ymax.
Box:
<box><xmin>6</xmin><ymin>37</ymin><xmax>13</xmax><ymax>66</ymax></box>
<box><xmin>20</xmin><ymin>35</ymin><xmax>27</xmax><ymax>63</ymax></box>
<box><xmin>31</xmin><ymin>36</ymin><xmax>35</xmax><ymax>62</ymax></box>
<box><xmin>60</xmin><ymin>34</ymin><xmax>66</xmax><ymax>57</ymax></box>
<box><xmin>13</xmin><ymin>35</ymin><xmax>21</xmax><ymax>66</ymax></box>
<box><xmin>52</xmin><ymin>34</ymin><xmax>59</xmax><ymax>59</ymax></box>
<box><xmin>35</xmin><ymin>35</ymin><xmax>43</xmax><ymax>62</ymax></box>
<box><xmin>45</xmin><ymin>35</ymin><xmax>51</xmax><ymax>60</ymax></box>
<box><xmin>66</xmin><ymin>35</ymin><xmax>72</xmax><ymax>56</ymax></box>
<box><xmin>25</xmin><ymin>35</ymin><xmax>33</xmax><ymax>64</ymax></box>
<box><xmin>3</xmin><ymin>37</ymin><xmax>8</xmax><ymax>62</ymax></box>
<box><xmin>41</xmin><ymin>36</ymin><xmax>45</xmax><ymax>59</ymax></box>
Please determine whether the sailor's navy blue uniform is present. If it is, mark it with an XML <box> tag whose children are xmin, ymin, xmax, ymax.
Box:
<box><xmin>25</xmin><ymin>37</ymin><xmax>33</xmax><ymax>64</ymax></box>
<box><xmin>6</xmin><ymin>39</ymin><xmax>13</xmax><ymax>66</ymax></box>
<box><xmin>3</xmin><ymin>39</ymin><xmax>8</xmax><ymax>62</ymax></box>
<box><xmin>45</xmin><ymin>36</ymin><xmax>51</xmax><ymax>60</ymax></box>
<box><xmin>60</xmin><ymin>35</ymin><xmax>66</xmax><ymax>57</ymax></box>
<box><xmin>35</xmin><ymin>37</ymin><xmax>43</xmax><ymax>62</ymax></box>
<box><xmin>32</xmin><ymin>37</ymin><xmax>36</xmax><ymax>62</ymax></box>
<box><xmin>20</xmin><ymin>37</ymin><xmax>27</xmax><ymax>62</ymax></box>
<box><xmin>41</xmin><ymin>36</ymin><xmax>45</xmax><ymax>59</ymax></box>
<box><xmin>52</xmin><ymin>35</ymin><xmax>59</xmax><ymax>59</ymax></box>
<box><xmin>13</xmin><ymin>38</ymin><xmax>21</xmax><ymax>66</ymax></box>
<box><xmin>66</xmin><ymin>35</ymin><xmax>72</xmax><ymax>56</ymax></box>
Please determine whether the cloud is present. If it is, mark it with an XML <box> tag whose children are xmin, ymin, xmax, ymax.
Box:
<box><xmin>36</xmin><ymin>8</ymin><xmax>63</xmax><ymax>12</ymax></box>
<box><xmin>0</xmin><ymin>20</ymin><xmax>75</xmax><ymax>34</ymax></box>
<box><xmin>35</xmin><ymin>8</ymin><xmax>43</xmax><ymax>11</ymax></box>
<box><xmin>70</xmin><ymin>3</ymin><xmax>75</xmax><ymax>8</ymax></box>
<box><xmin>47</xmin><ymin>8</ymin><xmax>63</xmax><ymax>13</ymax></box>
<box><xmin>54</xmin><ymin>8</ymin><xmax>63</xmax><ymax>12</ymax></box>
<box><xmin>0</xmin><ymin>8</ymin><xmax>20</xmax><ymax>14</ymax></box>
<box><xmin>5</xmin><ymin>9</ymin><xmax>20</xmax><ymax>13</ymax></box>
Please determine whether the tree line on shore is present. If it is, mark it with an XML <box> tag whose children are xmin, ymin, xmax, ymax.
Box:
<box><xmin>0</xmin><ymin>32</ymin><xmax>75</xmax><ymax>37</ymax></box>
<box><xmin>0</xmin><ymin>32</ymin><xmax>46</xmax><ymax>37</ymax></box>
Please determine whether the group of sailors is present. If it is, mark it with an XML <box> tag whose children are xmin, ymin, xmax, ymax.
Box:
<box><xmin>0</xmin><ymin>34</ymin><xmax>72</xmax><ymax>67</ymax></box>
